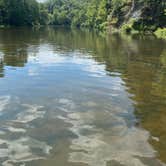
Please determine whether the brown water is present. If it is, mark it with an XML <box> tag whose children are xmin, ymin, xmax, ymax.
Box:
<box><xmin>0</xmin><ymin>27</ymin><xmax>166</xmax><ymax>166</ymax></box>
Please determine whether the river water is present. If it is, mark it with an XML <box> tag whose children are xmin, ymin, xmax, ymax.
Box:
<box><xmin>0</xmin><ymin>27</ymin><xmax>166</xmax><ymax>166</ymax></box>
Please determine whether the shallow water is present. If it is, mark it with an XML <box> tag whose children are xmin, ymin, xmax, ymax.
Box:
<box><xmin>0</xmin><ymin>27</ymin><xmax>166</xmax><ymax>166</ymax></box>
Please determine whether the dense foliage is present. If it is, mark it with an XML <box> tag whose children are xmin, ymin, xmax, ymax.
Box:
<box><xmin>44</xmin><ymin>0</ymin><xmax>166</xmax><ymax>32</ymax></box>
<box><xmin>0</xmin><ymin>0</ymin><xmax>49</xmax><ymax>26</ymax></box>
<box><xmin>0</xmin><ymin>0</ymin><xmax>166</xmax><ymax>33</ymax></box>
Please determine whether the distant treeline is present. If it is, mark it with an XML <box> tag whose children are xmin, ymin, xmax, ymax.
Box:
<box><xmin>0</xmin><ymin>0</ymin><xmax>166</xmax><ymax>34</ymax></box>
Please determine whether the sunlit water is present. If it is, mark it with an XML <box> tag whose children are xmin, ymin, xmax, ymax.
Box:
<box><xmin>0</xmin><ymin>27</ymin><xmax>166</xmax><ymax>166</ymax></box>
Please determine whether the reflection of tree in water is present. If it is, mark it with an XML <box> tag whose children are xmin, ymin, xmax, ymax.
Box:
<box><xmin>0</xmin><ymin>57</ymin><xmax>4</xmax><ymax>77</ymax></box>
<box><xmin>0</xmin><ymin>28</ymin><xmax>44</xmax><ymax>77</ymax></box>
<box><xmin>49</xmin><ymin>29</ymin><xmax>166</xmax><ymax>163</ymax></box>
<box><xmin>0</xmin><ymin>27</ymin><xmax>166</xmax><ymax>163</ymax></box>
<box><xmin>96</xmin><ymin>35</ymin><xmax>166</xmax><ymax>163</ymax></box>
<box><xmin>4</xmin><ymin>53</ymin><xmax>28</xmax><ymax>67</ymax></box>
<box><xmin>133</xmin><ymin>49</ymin><xmax>166</xmax><ymax>163</ymax></box>
<box><xmin>47</xmin><ymin>30</ymin><xmax>166</xmax><ymax>164</ymax></box>
<box><xmin>45</xmin><ymin>28</ymin><xmax>166</xmax><ymax>163</ymax></box>
<box><xmin>103</xmin><ymin>36</ymin><xmax>166</xmax><ymax>163</ymax></box>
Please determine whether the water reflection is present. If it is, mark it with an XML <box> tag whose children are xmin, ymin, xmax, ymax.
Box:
<box><xmin>0</xmin><ymin>27</ymin><xmax>166</xmax><ymax>166</ymax></box>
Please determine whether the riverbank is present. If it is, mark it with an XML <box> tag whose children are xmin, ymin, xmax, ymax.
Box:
<box><xmin>108</xmin><ymin>26</ymin><xmax>166</xmax><ymax>40</ymax></box>
<box><xmin>0</xmin><ymin>0</ymin><xmax>165</xmax><ymax>40</ymax></box>
<box><xmin>1</xmin><ymin>24</ymin><xmax>165</xmax><ymax>42</ymax></box>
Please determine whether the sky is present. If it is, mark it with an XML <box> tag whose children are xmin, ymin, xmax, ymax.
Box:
<box><xmin>37</xmin><ymin>0</ymin><xmax>46</xmax><ymax>2</ymax></box>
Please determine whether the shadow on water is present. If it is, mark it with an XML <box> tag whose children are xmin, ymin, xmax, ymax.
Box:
<box><xmin>0</xmin><ymin>27</ymin><xmax>166</xmax><ymax>165</ymax></box>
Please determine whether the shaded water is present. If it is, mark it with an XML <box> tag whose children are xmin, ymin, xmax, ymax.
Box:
<box><xmin>0</xmin><ymin>27</ymin><xmax>166</xmax><ymax>166</ymax></box>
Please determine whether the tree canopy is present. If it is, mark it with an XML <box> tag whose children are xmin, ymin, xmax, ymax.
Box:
<box><xmin>0</xmin><ymin>0</ymin><xmax>165</xmax><ymax>33</ymax></box>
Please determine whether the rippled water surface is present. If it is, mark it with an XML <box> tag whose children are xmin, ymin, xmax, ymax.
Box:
<box><xmin>0</xmin><ymin>27</ymin><xmax>166</xmax><ymax>166</ymax></box>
